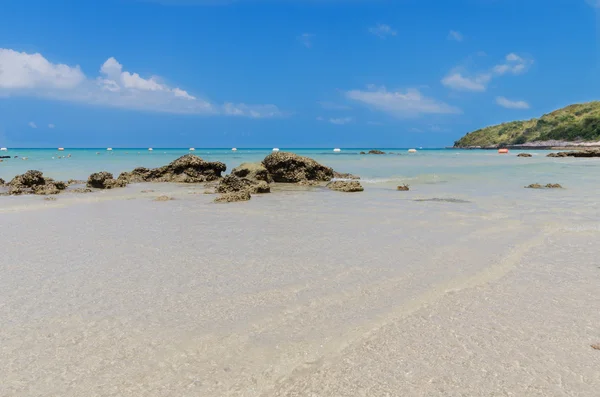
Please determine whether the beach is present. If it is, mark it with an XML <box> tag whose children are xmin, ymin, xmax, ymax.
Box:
<box><xmin>1</xmin><ymin>149</ymin><xmax>600</xmax><ymax>396</ymax></box>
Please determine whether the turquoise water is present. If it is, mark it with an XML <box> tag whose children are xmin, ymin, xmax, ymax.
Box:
<box><xmin>2</xmin><ymin>148</ymin><xmax>600</xmax><ymax>202</ymax></box>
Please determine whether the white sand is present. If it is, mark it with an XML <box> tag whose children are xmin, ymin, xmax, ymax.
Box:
<box><xmin>1</xmin><ymin>185</ymin><xmax>599</xmax><ymax>396</ymax></box>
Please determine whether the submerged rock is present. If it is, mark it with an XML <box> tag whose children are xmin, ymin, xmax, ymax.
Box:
<box><xmin>119</xmin><ymin>154</ymin><xmax>226</xmax><ymax>183</ymax></box>
<box><xmin>87</xmin><ymin>172</ymin><xmax>127</xmax><ymax>189</ymax></box>
<box><xmin>70</xmin><ymin>187</ymin><xmax>93</xmax><ymax>193</ymax></box>
<box><xmin>359</xmin><ymin>151</ymin><xmax>366</xmax><ymax>155</ymax></box>
<box><xmin>397</xmin><ymin>184</ymin><xmax>410</xmax><ymax>191</ymax></box>
<box><xmin>525</xmin><ymin>183</ymin><xmax>544</xmax><ymax>189</ymax></box>
<box><xmin>327</xmin><ymin>180</ymin><xmax>364</xmax><ymax>192</ymax></box>
<box><xmin>546</xmin><ymin>183</ymin><xmax>563</xmax><ymax>189</ymax></box>
<box><xmin>262</xmin><ymin>152</ymin><xmax>333</xmax><ymax>183</ymax></box>
<box><xmin>214</xmin><ymin>190</ymin><xmax>251</xmax><ymax>203</ymax></box>
<box><xmin>231</xmin><ymin>163</ymin><xmax>272</xmax><ymax>183</ymax></box>
<box><xmin>8</xmin><ymin>170</ymin><xmax>67</xmax><ymax>195</ymax></box>
<box><xmin>67</xmin><ymin>179</ymin><xmax>86</xmax><ymax>185</ymax></box>
<box><xmin>517</xmin><ymin>153</ymin><xmax>533</xmax><ymax>157</ymax></box>
<box><xmin>368</xmin><ymin>150</ymin><xmax>385</xmax><ymax>155</ymax></box>
<box><xmin>154</xmin><ymin>195</ymin><xmax>174</xmax><ymax>201</ymax></box>
<box><xmin>333</xmin><ymin>171</ymin><xmax>360</xmax><ymax>180</ymax></box>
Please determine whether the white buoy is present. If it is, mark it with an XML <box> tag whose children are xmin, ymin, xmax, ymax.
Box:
<box><xmin>107</xmin><ymin>148</ymin><xmax>113</xmax><ymax>151</ymax></box>
<box><xmin>408</xmin><ymin>149</ymin><xmax>417</xmax><ymax>153</ymax></box>
<box><xmin>189</xmin><ymin>148</ymin><xmax>195</xmax><ymax>151</ymax></box>
<box><xmin>0</xmin><ymin>147</ymin><xmax>7</xmax><ymax>151</ymax></box>
<box><xmin>333</xmin><ymin>148</ymin><xmax>341</xmax><ymax>152</ymax></box>
<box><xmin>272</xmin><ymin>148</ymin><xmax>280</xmax><ymax>152</ymax></box>
<box><xmin>148</xmin><ymin>148</ymin><xmax>153</xmax><ymax>151</ymax></box>
<box><xmin>58</xmin><ymin>148</ymin><xmax>65</xmax><ymax>151</ymax></box>
<box><xmin>231</xmin><ymin>148</ymin><xmax>237</xmax><ymax>151</ymax></box>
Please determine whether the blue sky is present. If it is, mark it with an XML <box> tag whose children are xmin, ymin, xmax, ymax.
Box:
<box><xmin>0</xmin><ymin>0</ymin><xmax>598</xmax><ymax>147</ymax></box>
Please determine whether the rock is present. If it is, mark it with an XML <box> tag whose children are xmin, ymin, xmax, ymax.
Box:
<box><xmin>44</xmin><ymin>196</ymin><xmax>57</xmax><ymax>201</ymax></box>
<box><xmin>216</xmin><ymin>174</ymin><xmax>270</xmax><ymax>194</ymax></box>
<box><xmin>87</xmin><ymin>172</ymin><xmax>127</xmax><ymax>189</ymax></box>
<box><xmin>154</xmin><ymin>195</ymin><xmax>174</xmax><ymax>201</ymax></box>
<box><xmin>397</xmin><ymin>184</ymin><xmax>410</xmax><ymax>191</ymax></box>
<box><xmin>296</xmin><ymin>180</ymin><xmax>320</xmax><ymax>187</ymax></box>
<box><xmin>231</xmin><ymin>163</ymin><xmax>272</xmax><ymax>183</ymax></box>
<box><xmin>327</xmin><ymin>181</ymin><xmax>364</xmax><ymax>192</ymax></box>
<box><xmin>262</xmin><ymin>152</ymin><xmax>333</xmax><ymax>183</ymax></box>
<box><xmin>333</xmin><ymin>171</ymin><xmax>360</xmax><ymax>180</ymax></box>
<box><xmin>525</xmin><ymin>183</ymin><xmax>563</xmax><ymax>189</ymax></box>
<box><xmin>360</xmin><ymin>151</ymin><xmax>366</xmax><ymax>155</ymax></box>
<box><xmin>368</xmin><ymin>150</ymin><xmax>385</xmax><ymax>155</ymax></box>
<box><xmin>0</xmin><ymin>156</ymin><xmax>10</xmax><ymax>159</ymax></box>
<box><xmin>214</xmin><ymin>190</ymin><xmax>251</xmax><ymax>203</ymax></box>
<box><xmin>119</xmin><ymin>154</ymin><xmax>226</xmax><ymax>183</ymax></box>
<box><xmin>517</xmin><ymin>153</ymin><xmax>533</xmax><ymax>157</ymax></box>
<box><xmin>8</xmin><ymin>170</ymin><xmax>67</xmax><ymax>195</ymax></box>
<box><xmin>547</xmin><ymin>150</ymin><xmax>600</xmax><ymax>158</ymax></box>
<box><xmin>9</xmin><ymin>170</ymin><xmax>45</xmax><ymax>187</ymax></box>
<box><xmin>0</xmin><ymin>178</ymin><xmax>4</xmax><ymax>185</ymax></box>
<box><xmin>70</xmin><ymin>188</ymin><xmax>93</xmax><ymax>193</ymax></box>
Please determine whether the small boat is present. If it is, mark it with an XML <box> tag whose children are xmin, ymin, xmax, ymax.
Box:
<box><xmin>148</xmin><ymin>148</ymin><xmax>153</xmax><ymax>151</ymax></box>
<box><xmin>58</xmin><ymin>148</ymin><xmax>65</xmax><ymax>151</ymax></box>
<box><xmin>408</xmin><ymin>148</ymin><xmax>417</xmax><ymax>153</ymax></box>
<box><xmin>232</xmin><ymin>148</ymin><xmax>237</xmax><ymax>151</ymax></box>
<box><xmin>498</xmin><ymin>148</ymin><xmax>509</xmax><ymax>154</ymax></box>
<box><xmin>0</xmin><ymin>147</ymin><xmax>7</xmax><ymax>151</ymax></box>
<box><xmin>189</xmin><ymin>148</ymin><xmax>195</xmax><ymax>151</ymax></box>
<box><xmin>272</xmin><ymin>148</ymin><xmax>280</xmax><ymax>152</ymax></box>
<box><xmin>333</xmin><ymin>148</ymin><xmax>341</xmax><ymax>152</ymax></box>
<box><xmin>106</xmin><ymin>148</ymin><xmax>113</xmax><ymax>151</ymax></box>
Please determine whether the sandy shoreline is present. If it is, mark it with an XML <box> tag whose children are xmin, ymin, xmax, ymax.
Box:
<box><xmin>1</xmin><ymin>183</ymin><xmax>599</xmax><ymax>396</ymax></box>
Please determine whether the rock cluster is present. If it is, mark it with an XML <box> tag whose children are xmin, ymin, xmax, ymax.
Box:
<box><xmin>327</xmin><ymin>180</ymin><xmax>364</xmax><ymax>192</ymax></box>
<box><xmin>525</xmin><ymin>183</ymin><xmax>563</xmax><ymax>189</ymax></box>
<box><xmin>87</xmin><ymin>172</ymin><xmax>127</xmax><ymax>189</ymax></box>
<box><xmin>397</xmin><ymin>184</ymin><xmax>410</xmax><ymax>191</ymax></box>
<box><xmin>517</xmin><ymin>153</ymin><xmax>533</xmax><ymax>157</ymax></box>
<box><xmin>7</xmin><ymin>170</ymin><xmax>67</xmax><ymax>195</ymax></box>
<box><xmin>367</xmin><ymin>150</ymin><xmax>386</xmax><ymax>155</ymax></box>
<box><xmin>119</xmin><ymin>154</ymin><xmax>226</xmax><ymax>183</ymax></box>
<box><xmin>547</xmin><ymin>150</ymin><xmax>600</xmax><ymax>158</ymax></box>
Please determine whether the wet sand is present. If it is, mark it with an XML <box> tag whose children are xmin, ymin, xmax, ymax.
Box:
<box><xmin>1</xmin><ymin>184</ymin><xmax>600</xmax><ymax>396</ymax></box>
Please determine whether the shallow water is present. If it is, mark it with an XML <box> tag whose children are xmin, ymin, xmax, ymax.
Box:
<box><xmin>1</xmin><ymin>150</ymin><xmax>600</xmax><ymax>396</ymax></box>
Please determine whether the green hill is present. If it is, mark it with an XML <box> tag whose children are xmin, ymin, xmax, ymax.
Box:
<box><xmin>454</xmin><ymin>101</ymin><xmax>600</xmax><ymax>147</ymax></box>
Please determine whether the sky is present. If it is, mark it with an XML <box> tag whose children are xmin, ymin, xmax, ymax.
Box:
<box><xmin>0</xmin><ymin>0</ymin><xmax>598</xmax><ymax>148</ymax></box>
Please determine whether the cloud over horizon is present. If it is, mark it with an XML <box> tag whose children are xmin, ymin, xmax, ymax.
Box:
<box><xmin>0</xmin><ymin>48</ymin><xmax>282</xmax><ymax>118</ymax></box>
<box><xmin>346</xmin><ymin>86</ymin><xmax>461</xmax><ymax>118</ymax></box>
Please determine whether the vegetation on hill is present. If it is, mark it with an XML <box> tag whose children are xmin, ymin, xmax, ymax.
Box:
<box><xmin>454</xmin><ymin>101</ymin><xmax>600</xmax><ymax>147</ymax></box>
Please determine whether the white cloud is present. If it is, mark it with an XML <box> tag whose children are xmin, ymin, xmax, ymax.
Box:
<box><xmin>346</xmin><ymin>86</ymin><xmax>461</xmax><ymax>118</ymax></box>
<box><xmin>369</xmin><ymin>24</ymin><xmax>397</xmax><ymax>38</ymax></box>
<box><xmin>28</xmin><ymin>121</ymin><xmax>37</xmax><ymax>129</ymax></box>
<box><xmin>317</xmin><ymin>101</ymin><xmax>352</xmax><ymax>110</ymax></box>
<box><xmin>441</xmin><ymin>72</ymin><xmax>490</xmax><ymax>92</ymax></box>
<box><xmin>48</xmin><ymin>123</ymin><xmax>55</xmax><ymax>129</ymax></box>
<box><xmin>442</xmin><ymin>53</ymin><xmax>532</xmax><ymax>92</ymax></box>
<box><xmin>329</xmin><ymin>117</ymin><xmax>353</xmax><ymax>125</ymax></box>
<box><xmin>0</xmin><ymin>49</ymin><xmax>85</xmax><ymax>89</ymax></box>
<box><xmin>448</xmin><ymin>30</ymin><xmax>463</xmax><ymax>42</ymax></box>
<box><xmin>496</xmin><ymin>96</ymin><xmax>530</xmax><ymax>109</ymax></box>
<box><xmin>298</xmin><ymin>33</ymin><xmax>314</xmax><ymax>48</ymax></box>
<box><xmin>0</xmin><ymin>48</ymin><xmax>281</xmax><ymax>118</ymax></box>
